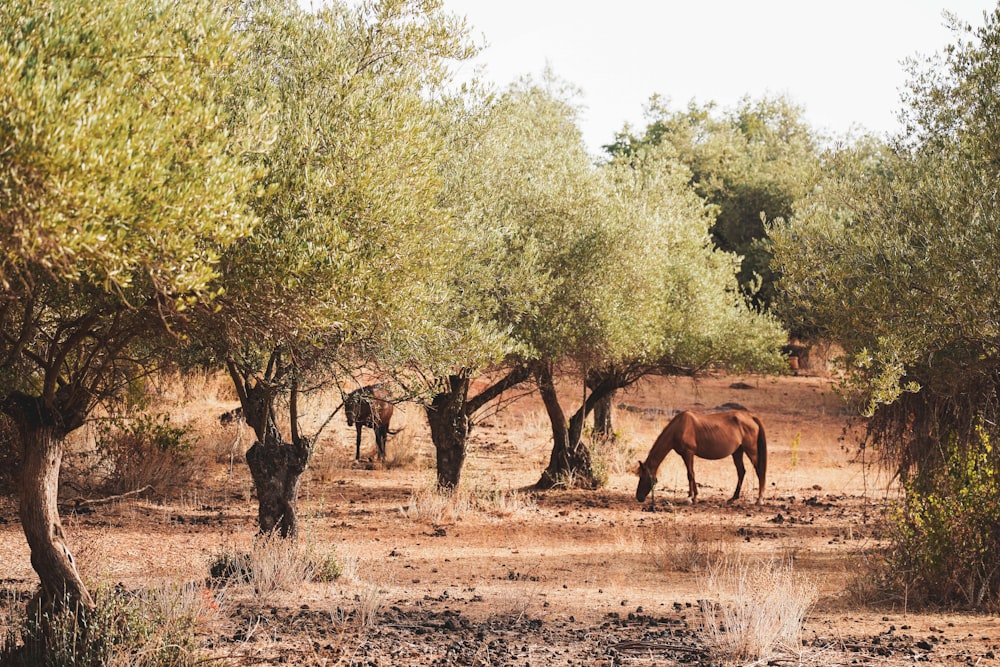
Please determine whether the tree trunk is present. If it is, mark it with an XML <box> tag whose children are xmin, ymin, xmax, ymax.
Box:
<box><xmin>424</xmin><ymin>367</ymin><xmax>532</xmax><ymax>491</ymax></box>
<box><xmin>534</xmin><ymin>364</ymin><xmax>598</xmax><ymax>489</ymax></box>
<box><xmin>425</xmin><ymin>375</ymin><xmax>471</xmax><ymax>491</ymax></box>
<box><xmin>3</xmin><ymin>394</ymin><xmax>94</xmax><ymax>616</ymax></box>
<box><xmin>592</xmin><ymin>390</ymin><xmax>615</xmax><ymax>439</ymax></box>
<box><xmin>234</xmin><ymin>377</ymin><xmax>311</xmax><ymax>538</ymax></box>
<box><xmin>245</xmin><ymin>436</ymin><xmax>310</xmax><ymax>538</ymax></box>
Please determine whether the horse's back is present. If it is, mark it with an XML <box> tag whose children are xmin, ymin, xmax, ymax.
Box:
<box><xmin>683</xmin><ymin>410</ymin><xmax>758</xmax><ymax>459</ymax></box>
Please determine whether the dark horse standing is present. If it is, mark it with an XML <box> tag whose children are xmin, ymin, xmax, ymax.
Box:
<box><xmin>636</xmin><ymin>410</ymin><xmax>767</xmax><ymax>507</ymax></box>
<box><xmin>344</xmin><ymin>384</ymin><xmax>395</xmax><ymax>460</ymax></box>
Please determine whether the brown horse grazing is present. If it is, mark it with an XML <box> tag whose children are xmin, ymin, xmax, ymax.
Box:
<box><xmin>344</xmin><ymin>384</ymin><xmax>395</xmax><ymax>460</ymax></box>
<box><xmin>636</xmin><ymin>410</ymin><xmax>767</xmax><ymax>507</ymax></box>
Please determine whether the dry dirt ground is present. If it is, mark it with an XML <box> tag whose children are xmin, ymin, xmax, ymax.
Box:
<box><xmin>2</xmin><ymin>373</ymin><xmax>1000</xmax><ymax>666</ymax></box>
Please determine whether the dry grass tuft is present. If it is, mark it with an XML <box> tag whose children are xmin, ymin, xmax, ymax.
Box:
<box><xmin>644</xmin><ymin>523</ymin><xmax>729</xmax><ymax>573</ymax></box>
<box><xmin>333</xmin><ymin>555</ymin><xmax>393</xmax><ymax>628</ymax></box>
<box><xmin>398</xmin><ymin>481</ymin><xmax>536</xmax><ymax>523</ymax></box>
<box><xmin>208</xmin><ymin>536</ymin><xmax>341</xmax><ymax>601</ymax></box>
<box><xmin>698</xmin><ymin>556</ymin><xmax>816</xmax><ymax>665</ymax></box>
<box><xmin>398</xmin><ymin>482</ymin><xmax>464</xmax><ymax>524</ymax></box>
<box><xmin>349</xmin><ymin>578</ymin><xmax>390</xmax><ymax>628</ymax></box>
<box><xmin>491</xmin><ymin>580</ymin><xmax>543</xmax><ymax>625</ymax></box>
<box><xmin>588</xmin><ymin>426</ymin><xmax>643</xmax><ymax>481</ymax></box>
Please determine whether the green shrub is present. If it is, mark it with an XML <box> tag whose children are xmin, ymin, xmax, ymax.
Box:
<box><xmin>885</xmin><ymin>423</ymin><xmax>1000</xmax><ymax>609</ymax></box>
<box><xmin>1</xmin><ymin>584</ymin><xmax>211</xmax><ymax>667</ymax></box>
<box><xmin>309</xmin><ymin>550</ymin><xmax>344</xmax><ymax>583</ymax></box>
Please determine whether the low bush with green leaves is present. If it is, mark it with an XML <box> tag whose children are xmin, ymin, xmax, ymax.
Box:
<box><xmin>885</xmin><ymin>424</ymin><xmax>1000</xmax><ymax>609</ymax></box>
<box><xmin>1</xmin><ymin>583</ymin><xmax>215</xmax><ymax>667</ymax></box>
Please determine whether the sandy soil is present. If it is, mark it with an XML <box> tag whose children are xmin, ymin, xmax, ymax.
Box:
<box><xmin>2</xmin><ymin>373</ymin><xmax>1000</xmax><ymax>666</ymax></box>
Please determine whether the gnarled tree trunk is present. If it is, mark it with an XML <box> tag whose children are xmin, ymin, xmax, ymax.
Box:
<box><xmin>245</xmin><ymin>435</ymin><xmax>310</xmax><ymax>538</ymax></box>
<box><xmin>228</xmin><ymin>361</ymin><xmax>311</xmax><ymax>538</ymax></box>
<box><xmin>3</xmin><ymin>393</ymin><xmax>94</xmax><ymax>616</ymax></box>
<box><xmin>425</xmin><ymin>366</ymin><xmax>532</xmax><ymax>491</ymax></box>
<box><xmin>425</xmin><ymin>375</ymin><xmax>471</xmax><ymax>490</ymax></box>
<box><xmin>534</xmin><ymin>364</ymin><xmax>598</xmax><ymax>489</ymax></box>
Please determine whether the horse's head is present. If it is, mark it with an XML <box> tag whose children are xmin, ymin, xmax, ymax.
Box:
<box><xmin>635</xmin><ymin>460</ymin><xmax>656</xmax><ymax>502</ymax></box>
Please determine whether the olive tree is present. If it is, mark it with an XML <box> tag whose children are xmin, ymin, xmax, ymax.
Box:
<box><xmin>0</xmin><ymin>0</ymin><xmax>262</xmax><ymax>617</ymax></box>
<box><xmin>451</xmin><ymin>78</ymin><xmax>785</xmax><ymax>489</ymax></box>
<box><xmin>533</xmin><ymin>138</ymin><xmax>786</xmax><ymax>489</ymax></box>
<box><xmin>771</xmin><ymin>8</ymin><xmax>1000</xmax><ymax>607</ymax></box>
<box><xmin>186</xmin><ymin>0</ymin><xmax>473</xmax><ymax>532</ymax></box>
<box><xmin>408</xmin><ymin>80</ymin><xmax>577</xmax><ymax>490</ymax></box>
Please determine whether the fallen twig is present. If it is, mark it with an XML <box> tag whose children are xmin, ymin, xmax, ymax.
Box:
<box><xmin>65</xmin><ymin>485</ymin><xmax>155</xmax><ymax>509</ymax></box>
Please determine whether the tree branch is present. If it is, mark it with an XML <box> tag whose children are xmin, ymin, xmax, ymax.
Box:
<box><xmin>466</xmin><ymin>364</ymin><xmax>531</xmax><ymax>417</ymax></box>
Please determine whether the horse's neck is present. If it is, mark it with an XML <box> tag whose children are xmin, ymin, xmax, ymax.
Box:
<box><xmin>645</xmin><ymin>434</ymin><xmax>674</xmax><ymax>472</ymax></box>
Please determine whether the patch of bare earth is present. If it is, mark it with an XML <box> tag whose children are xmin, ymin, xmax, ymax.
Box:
<box><xmin>2</xmin><ymin>374</ymin><xmax>1000</xmax><ymax>665</ymax></box>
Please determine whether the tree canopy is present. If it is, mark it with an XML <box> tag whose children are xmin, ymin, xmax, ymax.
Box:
<box><xmin>606</xmin><ymin>94</ymin><xmax>824</xmax><ymax>310</ymax></box>
<box><xmin>0</xmin><ymin>0</ymin><xmax>265</xmax><ymax>616</ymax></box>
<box><xmin>771</xmin><ymin>8</ymin><xmax>1000</xmax><ymax>607</ymax></box>
<box><xmin>198</xmin><ymin>0</ymin><xmax>474</xmax><ymax>372</ymax></box>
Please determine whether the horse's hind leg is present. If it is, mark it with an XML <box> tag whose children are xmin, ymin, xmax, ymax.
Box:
<box><xmin>729</xmin><ymin>450</ymin><xmax>746</xmax><ymax>502</ymax></box>
<box><xmin>745</xmin><ymin>449</ymin><xmax>764</xmax><ymax>505</ymax></box>
<box><xmin>376</xmin><ymin>426</ymin><xmax>387</xmax><ymax>460</ymax></box>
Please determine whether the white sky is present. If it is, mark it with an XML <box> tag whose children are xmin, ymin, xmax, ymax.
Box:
<box><xmin>443</xmin><ymin>1</ymin><xmax>995</xmax><ymax>154</ymax></box>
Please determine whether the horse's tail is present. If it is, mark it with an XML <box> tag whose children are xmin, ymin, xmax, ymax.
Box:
<box><xmin>752</xmin><ymin>416</ymin><xmax>767</xmax><ymax>492</ymax></box>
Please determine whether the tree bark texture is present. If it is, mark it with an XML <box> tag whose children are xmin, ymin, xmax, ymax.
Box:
<box><xmin>245</xmin><ymin>436</ymin><xmax>310</xmax><ymax>538</ymax></box>
<box><xmin>534</xmin><ymin>364</ymin><xmax>598</xmax><ymax>490</ymax></box>
<box><xmin>592</xmin><ymin>390</ymin><xmax>615</xmax><ymax>439</ymax></box>
<box><xmin>425</xmin><ymin>367</ymin><xmax>533</xmax><ymax>491</ymax></box>
<box><xmin>235</xmin><ymin>379</ymin><xmax>311</xmax><ymax>538</ymax></box>
<box><xmin>425</xmin><ymin>375</ymin><xmax>471</xmax><ymax>490</ymax></box>
<box><xmin>3</xmin><ymin>393</ymin><xmax>94</xmax><ymax>615</ymax></box>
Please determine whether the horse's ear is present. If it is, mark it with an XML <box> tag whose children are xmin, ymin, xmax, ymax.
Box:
<box><xmin>635</xmin><ymin>462</ymin><xmax>642</xmax><ymax>477</ymax></box>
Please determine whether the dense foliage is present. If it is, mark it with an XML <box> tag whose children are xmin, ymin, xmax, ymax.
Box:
<box><xmin>772</xmin><ymin>9</ymin><xmax>1000</xmax><ymax>608</ymax></box>
<box><xmin>606</xmin><ymin>95</ymin><xmax>824</xmax><ymax>310</ymax></box>
<box><xmin>204</xmin><ymin>0</ymin><xmax>473</xmax><ymax>368</ymax></box>
<box><xmin>0</xmin><ymin>0</ymin><xmax>264</xmax><ymax>620</ymax></box>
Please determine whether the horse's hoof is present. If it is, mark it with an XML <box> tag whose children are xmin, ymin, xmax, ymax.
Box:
<box><xmin>684</xmin><ymin>498</ymin><xmax>694</xmax><ymax>505</ymax></box>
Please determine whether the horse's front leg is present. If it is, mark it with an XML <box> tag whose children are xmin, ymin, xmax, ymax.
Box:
<box><xmin>646</xmin><ymin>484</ymin><xmax>671</xmax><ymax>512</ymax></box>
<box><xmin>683</xmin><ymin>453</ymin><xmax>697</xmax><ymax>503</ymax></box>
<box><xmin>355</xmin><ymin>425</ymin><xmax>363</xmax><ymax>460</ymax></box>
